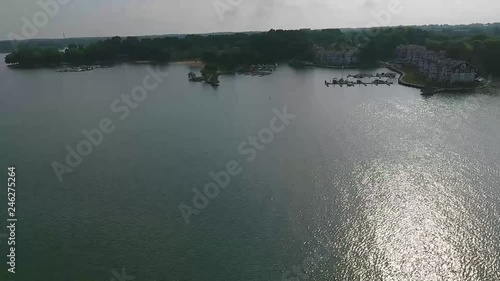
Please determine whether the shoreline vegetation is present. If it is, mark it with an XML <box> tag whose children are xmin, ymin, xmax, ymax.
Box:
<box><xmin>4</xmin><ymin>59</ymin><xmax>205</xmax><ymax>67</ymax></box>
<box><xmin>6</xmin><ymin>25</ymin><xmax>500</xmax><ymax>74</ymax></box>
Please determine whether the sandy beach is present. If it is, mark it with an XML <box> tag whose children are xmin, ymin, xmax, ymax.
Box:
<box><xmin>173</xmin><ymin>60</ymin><xmax>205</xmax><ymax>67</ymax></box>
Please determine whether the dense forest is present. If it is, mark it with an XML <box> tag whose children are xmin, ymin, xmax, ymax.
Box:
<box><xmin>0</xmin><ymin>37</ymin><xmax>107</xmax><ymax>53</ymax></box>
<box><xmin>0</xmin><ymin>32</ymin><xmax>252</xmax><ymax>53</ymax></box>
<box><xmin>4</xmin><ymin>23</ymin><xmax>500</xmax><ymax>74</ymax></box>
<box><xmin>4</xmin><ymin>30</ymin><xmax>316</xmax><ymax>68</ymax></box>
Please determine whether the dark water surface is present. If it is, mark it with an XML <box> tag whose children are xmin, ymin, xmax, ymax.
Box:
<box><xmin>1</xmin><ymin>58</ymin><xmax>499</xmax><ymax>281</ymax></box>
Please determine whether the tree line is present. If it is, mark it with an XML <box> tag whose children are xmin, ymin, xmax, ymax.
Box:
<box><xmin>5</xmin><ymin>25</ymin><xmax>500</xmax><ymax>74</ymax></box>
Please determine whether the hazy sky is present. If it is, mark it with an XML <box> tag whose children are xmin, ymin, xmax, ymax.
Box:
<box><xmin>1</xmin><ymin>0</ymin><xmax>499</xmax><ymax>40</ymax></box>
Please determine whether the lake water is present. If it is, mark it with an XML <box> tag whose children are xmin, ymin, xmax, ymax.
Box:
<box><xmin>1</xmin><ymin>57</ymin><xmax>500</xmax><ymax>281</ymax></box>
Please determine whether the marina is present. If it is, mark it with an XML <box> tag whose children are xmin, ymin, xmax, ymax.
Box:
<box><xmin>55</xmin><ymin>65</ymin><xmax>112</xmax><ymax>73</ymax></box>
<box><xmin>187</xmin><ymin>64</ymin><xmax>277</xmax><ymax>87</ymax></box>
<box><xmin>324</xmin><ymin>71</ymin><xmax>397</xmax><ymax>87</ymax></box>
<box><xmin>237</xmin><ymin>64</ymin><xmax>277</xmax><ymax>77</ymax></box>
<box><xmin>324</xmin><ymin>77</ymin><xmax>395</xmax><ymax>87</ymax></box>
<box><xmin>347</xmin><ymin>72</ymin><xmax>397</xmax><ymax>79</ymax></box>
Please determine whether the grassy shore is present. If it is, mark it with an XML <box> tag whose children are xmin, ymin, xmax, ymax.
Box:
<box><xmin>400</xmin><ymin>66</ymin><xmax>429</xmax><ymax>86</ymax></box>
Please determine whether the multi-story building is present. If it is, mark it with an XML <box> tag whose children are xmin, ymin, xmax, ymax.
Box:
<box><xmin>396</xmin><ymin>45</ymin><xmax>477</xmax><ymax>84</ymax></box>
<box><xmin>344</xmin><ymin>49</ymin><xmax>359</xmax><ymax>65</ymax></box>
<box><xmin>440</xmin><ymin>60</ymin><xmax>477</xmax><ymax>83</ymax></box>
<box><xmin>314</xmin><ymin>45</ymin><xmax>360</xmax><ymax>66</ymax></box>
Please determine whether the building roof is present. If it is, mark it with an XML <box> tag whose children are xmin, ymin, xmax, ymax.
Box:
<box><xmin>398</xmin><ymin>44</ymin><xmax>476</xmax><ymax>70</ymax></box>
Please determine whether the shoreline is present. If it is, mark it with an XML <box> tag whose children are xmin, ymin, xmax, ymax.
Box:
<box><xmin>6</xmin><ymin>59</ymin><xmax>203</xmax><ymax>69</ymax></box>
<box><xmin>382</xmin><ymin>61</ymin><xmax>490</xmax><ymax>93</ymax></box>
<box><xmin>382</xmin><ymin>62</ymin><xmax>426</xmax><ymax>89</ymax></box>
<box><xmin>289</xmin><ymin>61</ymin><xmax>379</xmax><ymax>69</ymax></box>
<box><xmin>6</xmin><ymin>59</ymin><xmax>499</xmax><ymax>94</ymax></box>
<box><xmin>172</xmin><ymin>60</ymin><xmax>205</xmax><ymax>67</ymax></box>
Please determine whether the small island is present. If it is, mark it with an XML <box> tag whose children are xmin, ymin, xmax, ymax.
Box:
<box><xmin>187</xmin><ymin>63</ymin><xmax>278</xmax><ymax>86</ymax></box>
<box><xmin>188</xmin><ymin>64</ymin><xmax>220</xmax><ymax>86</ymax></box>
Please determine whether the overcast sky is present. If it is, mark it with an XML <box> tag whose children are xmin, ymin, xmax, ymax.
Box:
<box><xmin>1</xmin><ymin>0</ymin><xmax>499</xmax><ymax>40</ymax></box>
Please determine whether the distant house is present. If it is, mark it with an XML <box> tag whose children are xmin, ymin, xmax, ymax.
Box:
<box><xmin>313</xmin><ymin>45</ymin><xmax>360</xmax><ymax>66</ymax></box>
<box><xmin>344</xmin><ymin>49</ymin><xmax>359</xmax><ymax>65</ymax></box>
<box><xmin>395</xmin><ymin>44</ymin><xmax>425</xmax><ymax>64</ymax></box>
<box><xmin>396</xmin><ymin>45</ymin><xmax>446</xmax><ymax>64</ymax></box>
<box><xmin>438</xmin><ymin>60</ymin><xmax>477</xmax><ymax>83</ymax></box>
<box><xmin>396</xmin><ymin>45</ymin><xmax>477</xmax><ymax>84</ymax></box>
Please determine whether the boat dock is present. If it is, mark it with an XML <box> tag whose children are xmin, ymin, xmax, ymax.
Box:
<box><xmin>324</xmin><ymin>71</ymin><xmax>397</xmax><ymax>87</ymax></box>
<box><xmin>347</xmin><ymin>72</ymin><xmax>397</xmax><ymax>79</ymax></box>
<box><xmin>324</xmin><ymin>79</ymin><xmax>394</xmax><ymax>87</ymax></box>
